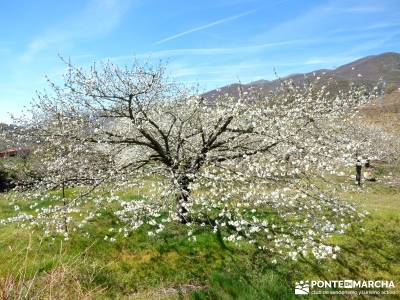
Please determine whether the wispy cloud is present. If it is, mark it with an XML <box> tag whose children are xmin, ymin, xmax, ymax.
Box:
<box><xmin>304</xmin><ymin>56</ymin><xmax>358</xmax><ymax>65</ymax></box>
<box><xmin>155</xmin><ymin>9</ymin><xmax>257</xmax><ymax>45</ymax></box>
<box><xmin>340</xmin><ymin>5</ymin><xmax>386</xmax><ymax>13</ymax></box>
<box><xmin>21</xmin><ymin>0</ymin><xmax>133</xmax><ymax>61</ymax></box>
<box><xmin>168</xmin><ymin>56</ymin><xmax>361</xmax><ymax>80</ymax></box>
<box><xmin>107</xmin><ymin>39</ymin><xmax>310</xmax><ymax>61</ymax></box>
<box><xmin>341</xmin><ymin>30</ymin><xmax>400</xmax><ymax>54</ymax></box>
<box><xmin>251</xmin><ymin>0</ymin><xmax>393</xmax><ymax>43</ymax></box>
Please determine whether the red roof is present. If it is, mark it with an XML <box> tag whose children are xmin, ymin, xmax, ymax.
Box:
<box><xmin>0</xmin><ymin>147</ymin><xmax>30</xmax><ymax>157</ymax></box>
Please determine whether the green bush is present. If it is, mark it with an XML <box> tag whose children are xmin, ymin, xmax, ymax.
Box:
<box><xmin>0</xmin><ymin>163</ymin><xmax>15</xmax><ymax>192</ymax></box>
<box><xmin>384</xmin><ymin>83</ymin><xmax>398</xmax><ymax>94</ymax></box>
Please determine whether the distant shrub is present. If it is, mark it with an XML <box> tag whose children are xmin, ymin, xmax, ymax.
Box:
<box><xmin>0</xmin><ymin>164</ymin><xmax>16</xmax><ymax>192</ymax></box>
<box><xmin>384</xmin><ymin>83</ymin><xmax>398</xmax><ymax>94</ymax></box>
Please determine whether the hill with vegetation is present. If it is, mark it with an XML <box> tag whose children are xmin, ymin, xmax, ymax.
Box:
<box><xmin>361</xmin><ymin>90</ymin><xmax>400</xmax><ymax>134</ymax></box>
<box><xmin>204</xmin><ymin>52</ymin><xmax>400</xmax><ymax>100</ymax></box>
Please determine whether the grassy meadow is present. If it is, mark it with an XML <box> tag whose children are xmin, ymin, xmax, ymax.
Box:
<box><xmin>0</xmin><ymin>162</ymin><xmax>399</xmax><ymax>299</ymax></box>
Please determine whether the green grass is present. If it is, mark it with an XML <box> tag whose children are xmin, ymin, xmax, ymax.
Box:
<box><xmin>0</xmin><ymin>163</ymin><xmax>399</xmax><ymax>299</ymax></box>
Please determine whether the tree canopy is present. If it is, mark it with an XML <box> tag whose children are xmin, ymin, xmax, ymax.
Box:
<box><xmin>1</xmin><ymin>59</ymin><xmax>382</xmax><ymax>261</ymax></box>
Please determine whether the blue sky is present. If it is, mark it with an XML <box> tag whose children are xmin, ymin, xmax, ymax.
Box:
<box><xmin>0</xmin><ymin>0</ymin><xmax>399</xmax><ymax>122</ymax></box>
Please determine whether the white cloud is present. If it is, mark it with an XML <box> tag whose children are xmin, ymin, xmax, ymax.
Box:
<box><xmin>21</xmin><ymin>0</ymin><xmax>133</xmax><ymax>61</ymax></box>
<box><xmin>340</xmin><ymin>5</ymin><xmax>386</xmax><ymax>13</ymax></box>
<box><xmin>154</xmin><ymin>9</ymin><xmax>257</xmax><ymax>45</ymax></box>
<box><xmin>304</xmin><ymin>56</ymin><xmax>358</xmax><ymax>65</ymax></box>
<box><xmin>107</xmin><ymin>39</ymin><xmax>309</xmax><ymax>62</ymax></box>
<box><xmin>251</xmin><ymin>0</ymin><xmax>393</xmax><ymax>45</ymax></box>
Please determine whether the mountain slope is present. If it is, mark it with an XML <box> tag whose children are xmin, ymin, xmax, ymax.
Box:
<box><xmin>332</xmin><ymin>52</ymin><xmax>400</xmax><ymax>84</ymax></box>
<box><xmin>204</xmin><ymin>52</ymin><xmax>400</xmax><ymax>99</ymax></box>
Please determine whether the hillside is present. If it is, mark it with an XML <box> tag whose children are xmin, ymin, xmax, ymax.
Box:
<box><xmin>0</xmin><ymin>124</ymin><xmax>12</xmax><ymax>150</ymax></box>
<box><xmin>332</xmin><ymin>52</ymin><xmax>400</xmax><ymax>84</ymax></box>
<box><xmin>361</xmin><ymin>90</ymin><xmax>400</xmax><ymax>133</ymax></box>
<box><xmin>0</xmin><ymin>123</ymin><xmax>19</xmax><ymax>150</ymax></box>
<box><xmin>204</xmin><ymin>52</ymin><xmax>400</xmax><ymax>100</ymax></box>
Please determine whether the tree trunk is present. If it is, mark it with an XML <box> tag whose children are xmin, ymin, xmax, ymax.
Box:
<box><xmin>176</xmin><ymin>175</ymin><xmax>192</xmax><ymax>224</ymax></box>
<box><xmin>62</xmin><ymin>181</ymin><xmax>68</xmax><ymax>233</ymax></box>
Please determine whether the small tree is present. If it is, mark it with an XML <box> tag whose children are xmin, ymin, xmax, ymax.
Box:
<box><xmin>344</xmin><ymin>117</ymin><xmax>400</xmax><ymax>184</ymax></box>
<box><xmin>2</xmin><ymin>60</ymin><xmax>375</xmax><ymax>260</ymax></box>
<box><xmin>8</xmin><ymin>112</ymin><xmax>116</xmax><ymax>236</ymax></box>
